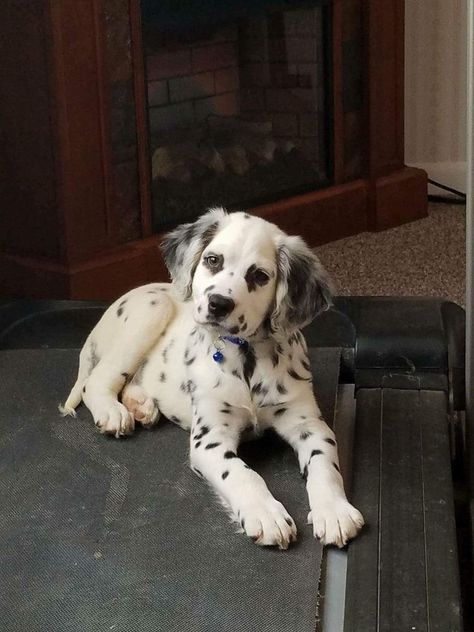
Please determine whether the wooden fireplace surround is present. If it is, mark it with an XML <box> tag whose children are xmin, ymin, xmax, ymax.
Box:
<box><xmin>0</xmin><ymin>0</ymin><xmax>426</xmax><ymax>300</ymax></box>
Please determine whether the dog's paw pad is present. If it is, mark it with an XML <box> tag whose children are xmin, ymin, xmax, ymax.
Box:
<box><xmin>239</xmin><ymin>498</ymin><xmax>297</xmax><ymax>550</ymax></box>
<box><xmin>122</xmin><ymin>385</ymin><xmax>160</xmax><ymax>426</ymax></box>
<box><xmin>94</xmin><ymin>401</ymin><xmax>135</xmax><ymax>438</ymax></box>
<box><xmin>308</xmin><ymin>499</ymin><xmax>364</xmax><ymax>548</ymax></box>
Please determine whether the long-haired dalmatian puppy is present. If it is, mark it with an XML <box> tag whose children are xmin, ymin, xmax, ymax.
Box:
<box><xmin>61</xmin><ymin>208</ymin><xmax>364</xmax><ymax>550</ymax></box>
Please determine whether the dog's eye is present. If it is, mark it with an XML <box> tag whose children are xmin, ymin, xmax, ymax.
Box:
<box><xmin>254</xmin><ymin>269</ymin><xmax>270</xmax><ymax>285</ymax></box>
<box><xmin>205</xmin><ymin>255</ymin><xmax>220</xmax><ymax>268</ymax></box>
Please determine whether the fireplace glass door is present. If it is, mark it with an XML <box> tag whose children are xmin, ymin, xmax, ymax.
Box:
<box><xmin>141</xmin><ymin>1</ymin><xmax>332</xmax><ymax>231</ymax></box>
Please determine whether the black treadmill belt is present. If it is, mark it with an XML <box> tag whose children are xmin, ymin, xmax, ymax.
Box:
<box><xmin>0</xmin><ymin>348</ymin><xmax>341</xmax><ymax>632</ymax></box>
<box><xmin>344</xmin><ymin>388</ymin><xmax>463</xmax><ymax>632</ymax></box>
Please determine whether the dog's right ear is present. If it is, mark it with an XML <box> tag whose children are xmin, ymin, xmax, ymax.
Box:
<box><xmin>160</xmin><ymin>207</ymin><xmax>227</xmax><ymax>298</ymax></box>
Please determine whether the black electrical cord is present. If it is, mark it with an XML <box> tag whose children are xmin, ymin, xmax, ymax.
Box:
<box><xmin>428</xmin><ymin>178</ymin><xmax>466</xmax><ymax>205</ymax></box>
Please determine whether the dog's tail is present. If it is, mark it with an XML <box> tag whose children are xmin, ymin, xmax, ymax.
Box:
<box><xmin>58</xmin><ymin>345</ymin><xmax>93</xmax><ymax>417</ymax></box>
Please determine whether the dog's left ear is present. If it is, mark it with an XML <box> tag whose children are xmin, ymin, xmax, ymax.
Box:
<box><xmin>271</xmin><ymin>235</ymin><xmax>334</xmax><ymax>332</ymax></box>
<box><xmin>160</xmin><ymin>207</ymin><xmax>226</xmax><ymax>298</ymax></box>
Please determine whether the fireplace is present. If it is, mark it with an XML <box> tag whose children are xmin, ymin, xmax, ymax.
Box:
<box><xmin>142</xmin><ymin>3</ymin><xmax>332</xmax><ymax>230</ymax></box>
<box><xmin>0</xmin><ymin>0</ymin><xmax>427</xmax><ymax>300</ymax></box>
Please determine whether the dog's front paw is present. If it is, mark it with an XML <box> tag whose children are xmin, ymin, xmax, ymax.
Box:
<box><xmin>308</xmin><ymin>498</ymin><xmax>364</xmax><ymax>548</ymax></box>
<box><xmin>93</xmin><ymin>401</ymin><xmax>135</xmax><ymax>438</ymax></box>
<box><xmin>239</xmin><ymin>498</ymin><xmax>297</xmax><ymax>550</ymax></box>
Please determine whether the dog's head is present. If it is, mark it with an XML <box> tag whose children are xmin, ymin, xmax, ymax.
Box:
<box><xmin>161</xmin><ymin>208</ymin><xmax>333</xmax><ymax>337</ymax></box>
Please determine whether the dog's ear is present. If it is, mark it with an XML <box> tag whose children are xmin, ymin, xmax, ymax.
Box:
<box><xmin>271</xmin><ymin>235</ymin><xmax>334</xmax><ymax>332</ymax></box>
<box><xmin>160</xmin><ymin>207</ymin><xmax>227</xmax><ymax>298</ymax></box>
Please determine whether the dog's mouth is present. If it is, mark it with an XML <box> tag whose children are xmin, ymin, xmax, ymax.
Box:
<box><xmin>194</xmin><ymin>315</ymin><xmax>244</xmax><ymax>336</ymax></box>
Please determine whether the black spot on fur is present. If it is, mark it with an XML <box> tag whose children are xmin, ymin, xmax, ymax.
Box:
<box><xmin>121</xmin><ymin>372</ymin><xmax>129</xmax><ymax>379</ymax></box>
<box><xmin>241</xmin><ymin>323</ymin><xmax>247</xmax><ymax>332</ymax></box>
<box><xmin>195</xmin><ymin>416</ymin><xmax>202</xmax><ymax>425</ymax></box>
<box><xmin>271</xmin><ymin>352</ymin><xmax>279</xmax><ymax>367</ymax></box>
<box><xmin>231</xmin><ymin>370</ymin><xmax>241</xmax><ymax>379</ymax></box>
<box><xmin>310</xmin><ymin>449</ymin><xmax>323</xmax><ymax>458</ymax></box>
<box><xmin>206</xmin><ymin>442</ymin><xmax>221</xmax><ymax>450</ymax></box>
<box><xmin>276</xmin><ymin>382</ymin><xmax>287</xmax><ymax>394</ymax></box>
<box><xmin>193</xmin><ymin>468</ymin><xmax>203</xmax><ymax>477</ymax></box>
<box><xmin>204</xmin><ymin>284</ymin><xmax>215</xmax><ymax>294</ymax></box>
<box><xmin>228</xmin><ymin>326</ymin><xmax>239</xmax><ymax>334</ymax></box>
<box><xmin>195</xmin><ymin>441</ymin><xmax>201</xmax><ymax>449</ymax></box>
<box><xmin>220</xmin><ymin>409</ymin><xmax>231</xmax><ymax>414</ymax></box>
<box><xmin>244</xmin><ymin>213</ymin><xmax>250</xmax><ymax>219</ymax></box>
<box><xmin>224</xmin><ymin>451</ymin><xmax>237</xmax><ymax>459</ymax></box>
<box><xmin>222</xmin><ymin>471</ymin><xmax>229</xmax><ymax>480</ymax></box>
<box><xmin>300</xmin><ymin>415</ymin><xmax>307</xmax><ymax>419</ymax></box>
<box><xmin>198</xmin><ymin>305</ymin><xmax>202</xmax><ymax>313</ymax></box>
<box><xmin>276</xmin><ymin>344</ymin><xmax>283</xmax><ymax>354</ymax></box>
<box><xmin>244</xmin><ymin>265</ymin><xmax>258</xmax><ymax>292</ymax></box>
<box><xmin>238</xmin><ymin>315</ymin><xmax>245</xmax><ymax>323</ymax></box>
<box><xmin>117</xmin><ymin>307</ymin><xmax>124</xmax><ymax>317</ymax></box>
<box><xmin>302</xmin><ymin>465</ymin><xmax>308</xmax><ymax>479</ymax></box>
<box><xmin>185</xmin><ymin>356</ymin><xmax>196</xmax><ymax>365</ymax></box>
<box><xmin>241</xmin><ymin>518</ymin><xmax>245</xmax><ymax>530</ymax></box>
<box><xmin>159</xmin><ymin>372</ymin><xmax>166</xmax><ymax>382</ymax></box>
<box><xmin>242</xmin><ymin>345</ymin><xmax>256</xmax><ymax>385</ymax></box>
<box><xmin>194</xmin><ymin>426</ymin><xmax>209</xmax><ymax>441</ymax></box>
<box><xmin>147</xmin><ymin>290</ymin><xmax>158</xmax><ymax>294</ymax></box>
<box><xmin>285</xmin><ymin>517</ymin><xmax>293</xmax><ymax>526</ymax></box>
<box><xmin>333</xmin><ymin>462</ymin><xmax>341</xmax><ymax>473</ymax></box>
<box><xmin>274</xmin><ymin>407</ymin><xmax>287</xmax><ymax>416</ymax></box>
<box><xmin>150</xmin><ymin>300</ymin><xmax>157</xmax><ymax>306</ymax></box>
<box><xmin>82</xmin><ymin>385</ymin><xmax>86</xmax><ymax>393</ymax></box>
<box><xmin>288</xmin><ymin>368</ymin><xmax>311</xmax><ymax>381</ymax></box>
<box><xmin>301</xmin><ymin>359</ymin><xmax>311</xmax><ymax>372</ymax></box>
<box><xmin>325</xmin><ymin>437</ymin><xmax>336</xmax><ymax>446</ymax></box>
<box><xmin>300</xmin><ymin>431</ymin><xmax>312</xmax><ymax>440</ymax></box>
<box><xmin>251</xmin><ymin>382</ymin><xmax>263</xmax><ymax>395</ymax></box>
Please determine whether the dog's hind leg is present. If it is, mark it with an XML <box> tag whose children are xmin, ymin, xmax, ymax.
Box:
<box><xmin>80</xmin><ymin>288</ymin><xmax>174</xmax><ymax>437</ymax></box>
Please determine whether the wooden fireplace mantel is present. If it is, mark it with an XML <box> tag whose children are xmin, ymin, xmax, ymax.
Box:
<box><xmin>0</xmin><ymin>0</ymin><xmax>426</xmax><ymax>300</ymax></box>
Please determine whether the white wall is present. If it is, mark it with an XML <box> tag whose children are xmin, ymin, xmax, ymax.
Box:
<box><xmin>405</xmin><ymin>0</ymin><xmax>467</xmax><ymax>192</ymax></box>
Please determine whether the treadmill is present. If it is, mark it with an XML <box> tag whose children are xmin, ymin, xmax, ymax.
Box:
<box><xmin>0</xmin><ymin>292</ymin><xmax>468</xmax><ymax>632</ymax></box>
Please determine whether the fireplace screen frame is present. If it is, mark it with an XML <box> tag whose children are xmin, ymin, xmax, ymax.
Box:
<box><xmin>140</xmin><ymin>2</ymin><xmax>337</xmax><ymax>232</ymax></box>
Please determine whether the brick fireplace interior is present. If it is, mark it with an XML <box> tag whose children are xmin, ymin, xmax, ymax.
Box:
<box><xmin>142</xmin><ymin>2</ymin><xmax>332</xmax><ymax>231</ymax></box>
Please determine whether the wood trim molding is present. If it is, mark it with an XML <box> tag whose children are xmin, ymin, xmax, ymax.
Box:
<box><xmin>129</xmin><ymin>0</ymin><xmax>153</xmax><ymax>238</ymax></box>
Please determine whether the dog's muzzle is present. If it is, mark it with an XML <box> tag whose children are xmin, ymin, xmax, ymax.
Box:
<box><xmin>207</xmin><ymin>294</ymin><xmax>235</xmax><ymax>320</ymax></box>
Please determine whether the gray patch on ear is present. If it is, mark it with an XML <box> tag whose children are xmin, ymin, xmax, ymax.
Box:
<box><xmin>160</xmin><ymin>207</ymin><xmax>227</xmax><ymax>298</ymax></box>
<box><xmin>272</xmin><ymin>236</ymin><xmax>334</xmax><ymax>331</ymax></box>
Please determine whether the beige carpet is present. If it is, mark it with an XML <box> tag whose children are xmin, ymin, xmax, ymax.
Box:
<box><xmin>315</xmin><ymin>203</ymin><xmax>466</xmax><ymax>307</ymax></box>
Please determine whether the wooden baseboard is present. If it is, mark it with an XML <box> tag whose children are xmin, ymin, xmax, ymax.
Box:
<box><xmin>369</xmin><ymin>166</ymin><xmax>428</xmax><ymax>231</ymax></box>
<box><xmin>0</xmin><ymin>171</ymin><xmax>427</xmax><ymax>300</ymax></box>
<box><xmin>252</xmin><ymin>179</ymin><xmax>368</xmax><ymax>246</ymax></box>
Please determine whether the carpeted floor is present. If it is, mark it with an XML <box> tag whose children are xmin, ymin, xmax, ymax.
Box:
<box><xmin>315</xmin><ymin>203</ymin><xmax>466</xmax><ymax>307</ymax></box>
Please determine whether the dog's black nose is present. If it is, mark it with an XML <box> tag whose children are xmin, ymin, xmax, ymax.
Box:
<box><xmin>208</xmin><ymin>294</ymin><xmax>235</xmax><ymax>320</ymax></box>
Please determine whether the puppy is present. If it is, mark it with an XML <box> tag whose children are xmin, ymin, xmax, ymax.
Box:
<box><xmin>61</xmin><ymin>208</ymin><xmax>364</xmax><ymax>549</ymax></box>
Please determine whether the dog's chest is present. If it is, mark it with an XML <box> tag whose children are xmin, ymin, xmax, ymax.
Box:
<box><xmin>139</xmin><ymin>319</ymin><xmax>312</xmax><ymax>430</ymax></box>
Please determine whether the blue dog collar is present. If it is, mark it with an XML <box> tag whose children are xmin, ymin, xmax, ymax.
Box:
<box><xmin>212</xmin><ymin>335</ymin><xmax>248</xmax><ymax>363</ymax></box>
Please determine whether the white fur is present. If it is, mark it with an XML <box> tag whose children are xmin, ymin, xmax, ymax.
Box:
<box><xmin>62</xmin><ymin>209</ymin><xmax>364</xmax><ymax>549</ymax></box>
